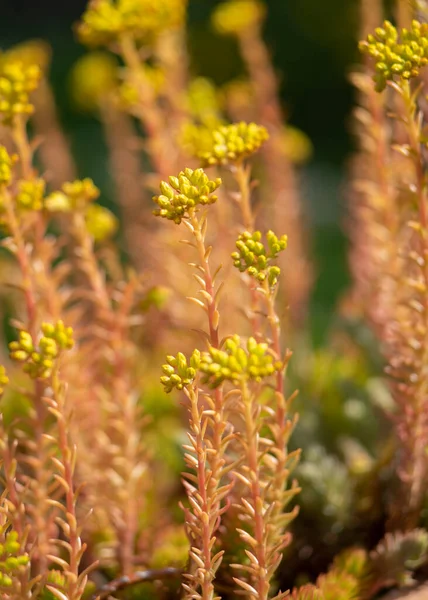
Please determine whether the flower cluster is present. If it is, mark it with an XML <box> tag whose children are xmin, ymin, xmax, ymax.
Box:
<box><xmin>69</xmin><ymin>52</ymin><xmax>117</xmax><ymax>113</ymax></box>
<box><xmin>153</xmin><ymin>168</ymin><xmax>221</xmax><ymax>224</ymax></box>
<box><xmin>232</xmin><ymin>230</ymin><xmax>287</xmax><ymax>287</ymax></box>
<box><xmin>85</xmin><ymin>203</ymin><xmax>118</xmax><ymax>241</ymax></box>
<box><xmin>45</xmin><ymin>178</ymin><xmax>100</xmax><ymax>212</ymax></box>
<box><xmin>160</xmin><ymin>350</ymin><xmax>201</xmax><ymax>393</ymax></box>
<box><xmin>16</xmin><ymin>178</ymin><xmax>45</xmax><ymax>211</ymax></box>
<box><xmin>0</xmin><ymin>528</ymin><xmax>29</xmax><ymax>589</ymax></box>
<box><xmin>200</xmin><ymin>334</ymin><xmax>281</xmax><ymax>387</ymax></box>
<box><xmin>199</xmin><ymin>121</ymin><xmax>269</xmax><ymax>166</ymax></box>
<box><xmin>0</xmin><ymin>59</ymin><xmax>41</xmax><ymax>124</ymax></box>
<box><xmin>77</xmin><ymin>0</ymin><xmax>186</xmax><ymax>47</ymax></box>
<box><xmin>1</xmin><ymin>41</ymin><xmax>51</xmax><ymax>74</ymax></box>
<box><xmin>0</xmin><ymin>146</ymin><xmax>14</xmax><ymax>186</ymax></box>
<box><xmin>359</xmin><ymin>20</ymin><xmax>428</xmax><ymax>91</ymax></box>
<box><xmin>9</xmin><ymin>321</ymin><xmax>74</xmax><ymax>380</ymax></box>
<box><xmin>45</xmin><ymin>178</ymin><xmax>116</xmax><ymax>241</ymax></box>
<box><xmin>0</xmin><ymin>366</ymin><xmax>8</xmax><ymax>397</ymax></box>
<box><xmin>212</xmin><ymin>0</ymin><xmax>266</xmax><ymax>36</ymax></box>
<box><xmin>179</xmin><ymin>120</ymin><xmax>222</xmax><ymax>160</ymax></box>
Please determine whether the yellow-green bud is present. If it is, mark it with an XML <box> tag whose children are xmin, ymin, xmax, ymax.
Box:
<box><xmin>160</xmin><ymin>349</ymin><xmax>200</xmax><ymax>393</ymax></box>
<box><xmin>198</xmin><ymin>121</ymin><xmax>268</xmax><ymax>166</ymax></box>
<box><xmin>85</xmin><ymin>203</ymin><xmax>118</xmax><ymax>241</ymax></box>
<box><xmin>360</xmin><ymin>20</ymin><xmax>428</xmax><ymax>91</ymax></box>
<box><xmin>77</xmin><ymin>0</ymin><xmax>187</xmax><ymax>48</ymax></box>
<box><xmin>212</xmin><ymin>0</ymin><xmax>266</xmax><ymax>36</ymax></box>
<box><xmin>232</xmin><ymin>230</ymin><xmax>287</xmax><ymax>287</ymax></box>
<box><xmin>200</xmin><ymin>334</ymin><xmax>281</xmax><ymax>387</ymax></box>
<box><xmin>15</xmin><ymin>178</ymin><xmax>45</xmax><ymax>211</ymax></box>
<box><xmin>0</xmin><ymin>525</ymin><xmax>29</xmax><ymax>590</ymax></box>
<box><xmin>0</xmin><ymin>146</ymin><xmax>14</xmax><ymax>186</ymax></box>
<box><xmin>9</xmin><ymin>322</ymin><xmax>74</xmax><ymax>380</ymax></box>
<box><xmin>0</xmin><ymin>366</ymin><xmax>8</xmax><ymax>396</ymax></box>
<box><xmin>0</xmin><ymin>58</ymin><xmax>41</xmax><ymax>124</ymax></box>
<box><xmin>153</xmin><ymin>168</ymin><xmax>221</xmax><ymax>224</ymax></box>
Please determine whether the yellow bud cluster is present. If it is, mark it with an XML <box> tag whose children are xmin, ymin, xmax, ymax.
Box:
<box><xmin>359</xmin><ymin>20</ymin><xmax>428</xmax><ymax>91</ymax></box>
<box><xmin>62</xmin><ymin>178</ymin><xmax>100</xmax><ymax>205</ymax></box>
<box><xmin>15</xmin><ymin>178</ymin><xmax>45</xmax><ymax>211</ymax></box>
<box><xmin>9</xmin><ymin>321</ymin><xmax>74</xmax><ymax>380</ymax></box>
<box><xmin>85</xmin><ymin>203</ymin><xmax>118</xmax><ymax>241</ymax></box>
<box><xmin>0</xmin><ymin>529</ymin><xmax>29</xmax><ymax>589</ymax></box>
<box><xmin>0</xmin><ymin>59</ymin><xmax>41</xmax><ymax>124</ymax></box>
<box><xmin>179</xmin><ymin>119</ymin><xmax>224</xmax><ymax>160</ymax></box>
<box><xmin>45</xmin><ymin>178</ymin><xmax>100</xmax><ymax>212</ymax></box>
<box><xmin>70</xmin><ymin>52</ymin><xmax>118</xmax><ymax>113</ymax></box>
<box><xmin>200</xmin><ymin>335</ymin><xmax>281</xmax><ymax>388</ymax></box>
<box><xmin>77</xmin><ymin>0</ymin><xmax>187</xmax><ymax>47</ymax></box>
<box><xmin>212</xmin><ymin>0</ymin><xmax>266</xmax><ymax>36</ymax></box>
<box><xmin>1</xmin><ymin>40</ymin><xmax>51</xmax><ymax>75</ymax></box>
<box><xmin>153</xmin><ymin>168</ymin><xmax>221</xmax><ymax>224</ymax></box>
<box><xmin>0</xmin><ymin>146</ymin><xmax>14</xmax><ymax>186</ymax></box>
<box><xmin>232</xmin><ymin>230</ymin><xmax>287</xmax><ymax>287</ymax></box>
<box><xmin>199</xmin><ymin>121</ymin><xmax>269</xmax><ymax>166</ymax></box>
<box><xmin>160</xmin><ymin>349</ymin><xmax>201</xmax><ymax>393</ymax></box>
<box><xmin>0</xmin><ymin>366</ymin><xmax>8</xmax><ymax>396</ymax></box>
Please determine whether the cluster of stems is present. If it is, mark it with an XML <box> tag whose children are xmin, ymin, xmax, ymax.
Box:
<box><xmin>351</xmin><ymin>1</ymin><xmax>428</xmax><ymax>529</ymax></box>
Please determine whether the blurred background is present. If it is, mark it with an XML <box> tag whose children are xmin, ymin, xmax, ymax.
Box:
<box><xmin>0</xmin><ymin>0</ymin><xmax>362</xmax><ymax>342</ymax></box>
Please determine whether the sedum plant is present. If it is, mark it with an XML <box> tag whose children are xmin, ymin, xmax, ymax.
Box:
<box><xmin>3</xmin><ymin>0</ymin><xmax>428</xmax><ymax>600</ymax></box>
<box><xmin>154</xmin><ymin>152</ymin><xmax>299</xmax><ymax>599</ymax></box>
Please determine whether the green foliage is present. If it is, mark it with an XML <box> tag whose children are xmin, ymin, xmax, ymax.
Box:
<box><xmin>316</xmin><ymin>571</ymin><xmax>359</xmax><ymax>600</ymax></box>
<box><xmin>310</xmin><ymin>548</ymin><xmax>368</xmax><ymax>600</ymax></box>
<box><xmin>290</xmin><ymin>586</ymin><xmax>323</xmax><ymax>600</ymax></box>
<box><xmin>332</xmin><ymin>548</ymin><xmax>368</xmax><ymax>583</ymax></box>
<box><xmin>370</xmin><ymin>529</ymin><xmax>428</xmax><ymax>589</ymax></box>
<box><xmin>297</xmin><ymin>446</ymin><xmax>353</xmax><ymax>529</ymax></box>
<box><xmin>40</xmin><ymin>571</ymin><xmax>67</xmax><ymax>600</ymax></box>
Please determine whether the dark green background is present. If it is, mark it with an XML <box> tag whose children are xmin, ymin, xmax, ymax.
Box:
<box><xmin>0</xmin><ymin>0</ymin><xmax>370</xmax><ymax>341</ymax></box>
